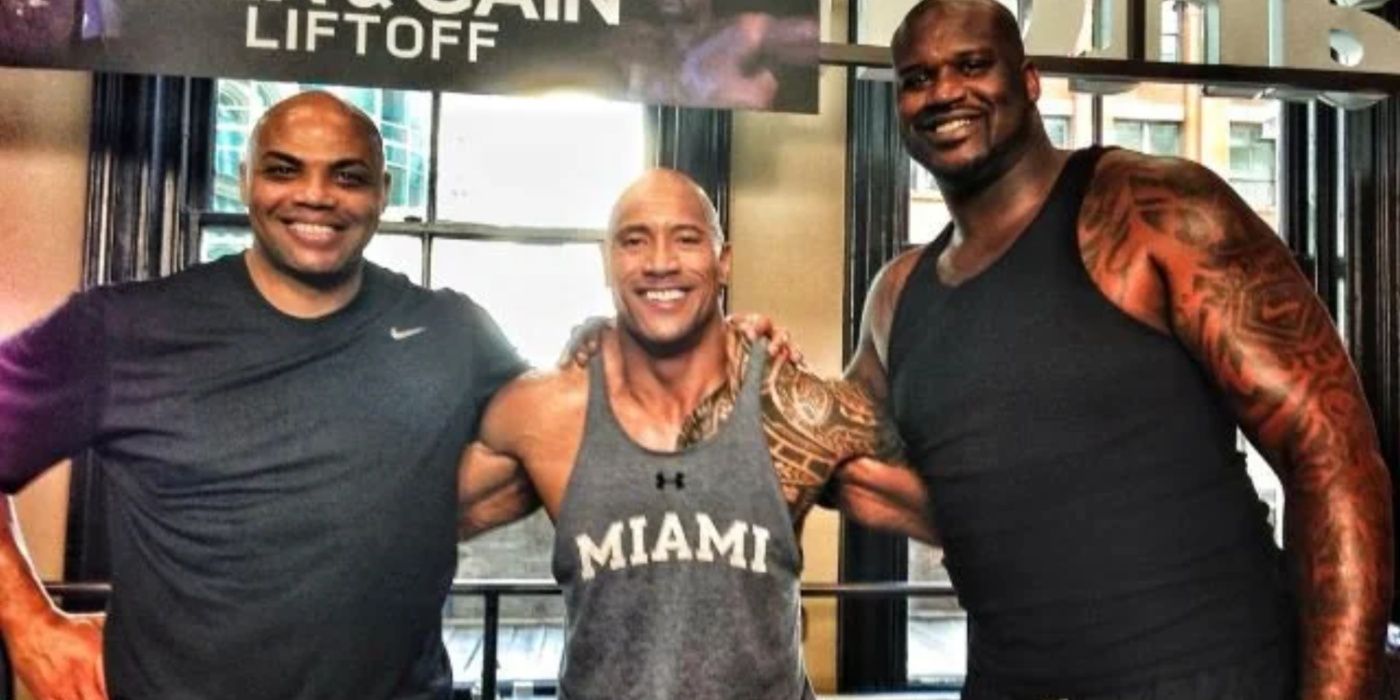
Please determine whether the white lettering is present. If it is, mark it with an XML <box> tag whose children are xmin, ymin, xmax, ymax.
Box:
<box><xmin>343</xmin><ymin>13</ymin><xmax>382</xmax><ymax>55</ymax></box>
<box><xmin>416</xmin><ymin>0</ymin><xmax>472</xmax><ymax>15</ymax></box>
<box><xmin>305</xmin><ymin>10</ymin><xmax>338</xmax><ymax>52</ymax></box>
<box><xmin>245</xmin><ymin>6</ymin><xmax>280</xmax><ymax>50</ymax></box>
<box><xmin>750</xmin><ymin>525</ymin><xmax>771</xmax><ymax>574</ymax></box>
<box><xmin>650</xmin><ymin>512</ymin><xmax>694</xmax><ymax>562</ymax></box>
<box><xmin>542</xmin><ymin>0</ymin><xmax>560</xmax><ymax>21</ymax></box>
<box><xmin>1284</xmin><ymin>0</ymin><xmax>1400</xmax><ymax>74</ymax></box>
<box><xmin>576</xmin><ymin>522</ymin><xmax>626</xmax><ymax>581</ymax></box>
<box><xmin>474</xmin><ymin>0</ymin><xmax>539</xmax><ymax>20</ymax></box>
<box><xmin>386</xmin><ymin>16</ymin><xmax>424</xmax><ymax>58</ymax></box>
<box><xmin>1022</xmin><ymin>0</ymin><xmax>1090</xmax><ymax>57</ymax></box>
<box><xmin>347</xmin><ymin>0</ymin><xmax>393</xmax><ymax>9</ymax></box>
<box><xmin>285</xmin><ymin>7</ymin><xmax>300</xmax><ymax>51</ymax></box>
<box><xmin>694</xmin><ymin>513</ymin><xmax>748</xmax><ymax>569</ymax></box>
<box><xmin>430</xmin><ymin>19</ymin><xmax>461</xmax><ymax>59</ymax></box>
<box><xmin>567</xmin><ymin>0</ymin><xmax>619</xmax><ymax>25</ymax></box>
<box><xmin>627</xmin><ymin>516</ymin><xmax>649</xmax><ymax>566</ymax></box>
<box><xmin>467</xmin><ymin>21</ymin><xmax>497</xmax><ymax>62</ymax></box>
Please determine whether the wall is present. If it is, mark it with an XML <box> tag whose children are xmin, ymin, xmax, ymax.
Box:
<box><xmin>0</xmin><ymin>65</ymin><xmax>92</xmax><ymax>699</ymax></box>
<box><xmin>728</xmin><ymin>0</ymin><xmax>850</xmax><ymax>690</ymax></box>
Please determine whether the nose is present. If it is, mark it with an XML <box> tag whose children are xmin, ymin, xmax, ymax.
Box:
<box><xmin>292</xmin><ymin>172</ymin><xmax>336</xmax><ymax>208</ymax></box>
<box><xmin>643</xmin><ymin>238</ymin><xmax>679</xmax><ymax>275</ymax></box>
<box><xmin>930</xmin><ymin>69</ymin><xmax>967</xmax><ymax>106</ymax></box>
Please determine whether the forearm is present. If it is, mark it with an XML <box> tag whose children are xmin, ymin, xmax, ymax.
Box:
<box><xmin>459</xmin><ymin>482</ymin><xmax>541</xmax><ymax>540</ymax></box>
<box><xmin>0</xmin><ymin>495</ymin><xmax>60</xmax><ymax>634</ymax></box>
<box><xmin>1286</xmin><ymin>444</ymin><xmax>1392</xmax><ymax>700</ymax></box>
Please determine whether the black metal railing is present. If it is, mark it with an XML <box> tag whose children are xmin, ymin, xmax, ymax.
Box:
<box><xmin>41</xmin><ymin>580</ymin><xmax>958</xmax><ymax>699</ymax></box>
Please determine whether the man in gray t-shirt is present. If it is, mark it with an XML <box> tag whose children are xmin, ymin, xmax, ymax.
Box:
<box><xmin>459</xmin><ymin>168</ymin><xmax>933</xmax><ymax>699</ymax></box>
<box><xmin>0</xmin><ymin>91</ymin><xmax>525</xmax><ymax>699</ymax></box>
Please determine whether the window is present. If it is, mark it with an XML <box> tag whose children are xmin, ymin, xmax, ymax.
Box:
<box><xmin>1229</xmin><ymin>121</ymin><xmax>1279</xmax><ymax>210</ymax></box>
<box><xmin>1109</xmin><ymin>119</ymin><xmax>1183</xmax><ymax>156</ymax></box>
<box><xmin>205</xmin><ymin>79</ymin><xmax>651</xmax><ymax>694</ymax></box>
<box><xmin>1160</xmin><ymin>0</ymin><xmax>1183</xmax><ymax>62</ymax></box>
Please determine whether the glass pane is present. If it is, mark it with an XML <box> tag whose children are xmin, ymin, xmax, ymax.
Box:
<box><xmin>1148</xmin><ymin>122</ymin><xmax>1182</xmax><ymax>156</ymax></box>
<box><xmin>196</xmin><ymin>227</ymin><xmax>423</xmax><ymax>285</ymax></box>
<box><xmin>908</xmin><ymin>541</ymin><xmax>967</xmax><ymax>688</ymax></box>
<box><xmin>364</xmin><ymin>235</ymin><xmax>425</xmax><ymax>285</ymax></box>
<box><xmin>430</xmin><ymin>238</ymin><xmax>615</xmax><ymax>373</ymax></box>
<box><xmin>212</xmin><ymin>80</ymin><xmax>432</xmax><ymax>221</ymax></box>
<box><xmin>1110</xmin><ymin>120</ymin><xmax>1145</xmax><ymax>151</ymax></box>
<box><xmin>200</xmin><ymin>227</ymin><xmax>254</xmax><ymax>263</ymax></box>
<box><xmin>436</xmin><ymin>93</ymin><xmax>645</xmax><ymax>229</ymax></box>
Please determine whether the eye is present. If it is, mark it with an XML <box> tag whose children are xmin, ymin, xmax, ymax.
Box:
<box><xmin>900</xmin><ymin>71</ymin><xmax>931</xmax><ymax>90</ymax></box>
<box><xmin>676</xmin><ymin>231</ymin><xmax>706</xmax><ymax>246</ymax></box>
<box><xmin>261</xmin><ymin>163</ymin><xmax>297</xmax><ymax>178</ymax></box>
<box><xmin>335</xmin><ymin>170</ymin><xmax>371</xmax><ymax>187</ymax></box>
<box><xmin>959</xmin><ymin>58</ymin><xmax>992</xmax><ymax>75</ymax></box>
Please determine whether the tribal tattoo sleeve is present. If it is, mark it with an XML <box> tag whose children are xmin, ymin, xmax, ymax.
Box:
<box><xmin>677</xmin><ymin>334</ymin><xmax>907</xmax><ymax>525</ymax></box>
<box><xmin>1080</xmin><ymin>152</ymin><xmax>1393</xmax><ymax>700</ymax></box>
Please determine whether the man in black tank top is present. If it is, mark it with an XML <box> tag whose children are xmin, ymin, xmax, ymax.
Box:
<box><xmin>456</xmin><ymin>169</ymin><xmax>935</xmax><ymax>698</ymax></box>
<box><xmin>843</xmin><ymin>1</ymin><xmax>1392</xmax><ymax>698</ymax></box>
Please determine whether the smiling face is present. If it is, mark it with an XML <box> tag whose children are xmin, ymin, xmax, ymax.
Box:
<box><xmin>606</xmin><ymin>170</ymin><xmax>730</xmax><ymax>357</ymax></box>
<box><xmin>893</xmin><ymin>0</ymin><xmax>1042</xmax><ymax>190</ymax></box>
<box><xmin>240</xmin><ymin>92</ymin><xmax>388</xmax><ymax>292</ymax></box>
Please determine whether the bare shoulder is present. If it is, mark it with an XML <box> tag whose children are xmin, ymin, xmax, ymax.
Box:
<box><xmin>1087</xmin><ymin>149</ymin><xmax>1263</xmax><ymax>241</ymax></box>
<box><xmin>868</xmin><ymin>246</ymin><xmax>927</xmax><ymax>324</ymax></box>
<box><xmin>480</xmin><ymin>365</ymin><xmax>589</xmax><ymax>447</ymax></box>
<box><xmin>763</xmin><ymin>359</ymin><xmax>895</xmax><ymax>462</ymax></box>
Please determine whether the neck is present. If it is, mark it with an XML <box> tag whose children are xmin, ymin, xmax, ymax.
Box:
<box><xmin>941</xmin><ymin>136</ymin><xmax>1066</xmax><ymax>247</ymax></box>
<box><xmin>243</xmin><ymin>249</ymin><xmax>364</xmax><ymax>319</ymax></box>
<box><xmin>612</xmin><ymin>319</ymin><xmax>731</xmax><ymax>426</ymax></box>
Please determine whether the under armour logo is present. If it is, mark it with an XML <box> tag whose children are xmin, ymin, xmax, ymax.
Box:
<box><xmin>655</xmin><ymin>471</ymin><xmax>685</xmax><ymax>490</ymax></box>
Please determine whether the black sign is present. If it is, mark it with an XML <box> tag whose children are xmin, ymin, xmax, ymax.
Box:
<box><xmin>0</xmin><ymin>0</ymin><xmax>820</xmax><ymax>112</ymax></box>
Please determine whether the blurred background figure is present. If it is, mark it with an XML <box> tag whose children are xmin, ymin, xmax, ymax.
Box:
<box><xmin>611</xmin><ymin>0</ymin><xmax>818</xmax><ymax>110</ymax></box>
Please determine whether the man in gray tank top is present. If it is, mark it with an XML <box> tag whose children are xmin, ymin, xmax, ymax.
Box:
<box><xmin>458</xmin><ymin>169</ymin><xmax>935</xmax><ymax>699</ymax></box>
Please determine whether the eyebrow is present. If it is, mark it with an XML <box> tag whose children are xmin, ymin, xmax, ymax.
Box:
<box><xmin>258</xmin><ymin>150</ymin><xmax>373</xmax><ymax>170</ymax></box>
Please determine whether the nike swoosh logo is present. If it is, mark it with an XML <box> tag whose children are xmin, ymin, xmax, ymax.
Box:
<box><xmin>390</xmin><ymin>326</ymin><xmax>427</xmax><ymax>341</ymax></box>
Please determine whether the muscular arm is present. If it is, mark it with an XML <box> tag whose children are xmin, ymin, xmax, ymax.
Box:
<box><xmin>456</xmin><ymin>442</ymin><xmax>539</xmax><ymax>540</ymax></box>
<box><xmin>0</xmin><ymin>496</ymin><xmax>106</xmax><ymax>700</ymax></box>
<box><xmin>680</xmin><ymin>332</ymin><xmax>935</xmax><ymax>540</ymax></box>
<box><xmin>1082</xmin><ymin>153</ymin><xmax>1392</xmax><ymax>699</ymax></box>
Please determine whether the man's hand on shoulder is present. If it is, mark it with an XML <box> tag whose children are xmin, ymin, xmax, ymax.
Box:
<box><xmin>9</xmin><ymin>609</ymin><xmax>106</xmax><ymax>700</ymax></box>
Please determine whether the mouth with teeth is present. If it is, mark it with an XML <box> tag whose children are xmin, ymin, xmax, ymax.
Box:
<box><xmin>640</xmin><ymin>288</ymin><xmax>687</xmax><ymax>305</ymax></box>
<box><xmin>284</xmin><ymin>221</ymin><xmax>343</xmax><ymax>247</ymax></box>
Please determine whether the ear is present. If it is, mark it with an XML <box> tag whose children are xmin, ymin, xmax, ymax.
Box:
<box><xmin>1022</xmin><ymin>60</ymin><xmax>1042</xmax><ymax>103</ymax></box>
<box><xmin>380</xmin><ymin>169</ymin><xmax>393</xmax><ymax>213</ymax></box>
<box><xmin>239</xmin><ymin>161</ymin><xmax>251</xmax><ymax>206</ymax></box>
<box><xmin>717</xmin><ymin>243</ymin><xmax>733</xmax><ymax>287</ymax></box>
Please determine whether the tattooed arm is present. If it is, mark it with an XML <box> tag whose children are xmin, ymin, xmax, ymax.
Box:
<box><xmin>1082</xmin><ymin>151</ymin><xmax>1392</xmax><ymax>700</ymax></box>
<box><xmin>678</xmin><ymin>332</ymin><xmax>935</xmax><ymax>540</ymax></box>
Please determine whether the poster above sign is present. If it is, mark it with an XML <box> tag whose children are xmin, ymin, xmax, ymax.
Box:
<box><xmin>0</xmin><ymin>0</ymin><xmax>821</xmax><ymax>113</ymax></box>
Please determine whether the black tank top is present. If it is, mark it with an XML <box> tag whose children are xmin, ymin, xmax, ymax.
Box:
<box><xmin>888</xmin><ymin>147</ymin><xmax>1293</xmax><ymax>696</ymax></box>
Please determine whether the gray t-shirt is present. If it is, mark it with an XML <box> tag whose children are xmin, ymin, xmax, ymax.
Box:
<box><xmin>0</xmin><ymin>256</ymin><xmax>527</xmax><ymax>699</ymax></box>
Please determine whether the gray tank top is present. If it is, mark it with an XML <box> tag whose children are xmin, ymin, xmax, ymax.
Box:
<box><xmin>551</xmin><ymin>348</ymin><xmax>813</xmax><ymax>700</ymax></box>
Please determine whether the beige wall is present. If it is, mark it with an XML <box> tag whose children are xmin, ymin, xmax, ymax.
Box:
<box><xmin>729</xmin><ymin>1</ymin><xmax>850</xmax><ymax>691</ymax></box>
<box><xmin>0</xmin><ymin>65</ymin><xmax>91</xmax><ymax>700</ymax></box>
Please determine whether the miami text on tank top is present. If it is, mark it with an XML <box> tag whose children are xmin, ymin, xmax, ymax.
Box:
<box><xmin>551</xmin><ymin>348</ymin><xmax>814</xmax><ymax>700</ymax></box>
<box><xmin>888</xmin><ymin>147</ymin><xmax>1293</xmax><ymax>696</ymax></box>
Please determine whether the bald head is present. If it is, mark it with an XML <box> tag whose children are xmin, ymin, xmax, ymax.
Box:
<box><xmin>610</xmin><ymin>168</ymin><xmax>724</xmax><ymax>247</ymax></box>
<box><xmin>893</xmin><ymin>0</ymin><xmax>1025</xmax><ymax>66</ymax></box>
<box><xmin>246</xmin><ymin>91</ymin><xmax>385</xmax><ymax>172</ymax></box>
